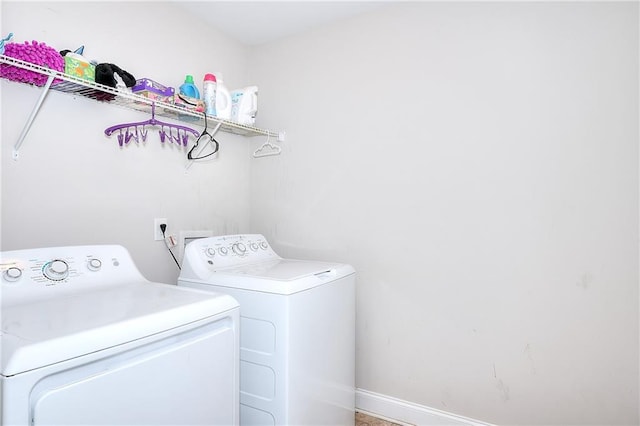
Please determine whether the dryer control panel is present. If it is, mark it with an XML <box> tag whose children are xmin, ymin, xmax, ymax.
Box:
<box><xmin>181</xmin><ymin>234</ymin><xmax>281</xmax><ymax>279</ymax></box>
<box><xmin>1</xmin><ymin>245</ymin><xmax>146</xmax><ymax>307</ymax></box>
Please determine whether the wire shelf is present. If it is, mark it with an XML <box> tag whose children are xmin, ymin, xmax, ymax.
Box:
<box><xmin>0</xmin><ymin>55</ymin><xmax>281</xmax><ymax>140</ymax></box>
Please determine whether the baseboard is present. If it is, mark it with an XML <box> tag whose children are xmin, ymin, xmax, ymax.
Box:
<box><xmin>356</xmin><ymin>389</ymin><xmax>495</xmax><ymax>426</ymax></box>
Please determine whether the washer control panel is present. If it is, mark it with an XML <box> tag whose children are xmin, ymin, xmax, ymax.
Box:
<box><xmin>1</xmin><ymin>245</ymin><xmax>145</xmax><ymax>306</ymax></box>
<box><xmin>183</xmin><ymin>234</ymin><xmax>280</xmax><ymax>274</ymax></box>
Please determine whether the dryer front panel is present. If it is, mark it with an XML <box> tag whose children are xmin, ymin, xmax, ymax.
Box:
<box><xmin>2</xmin><ymin>314</ymin><xmax>239</xmax><ymax>426</ymax></box>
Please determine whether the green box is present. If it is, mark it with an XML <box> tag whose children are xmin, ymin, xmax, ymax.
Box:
<box><xmin>64</xmin><ymin>56</ymin><xmax>95</xmax><ymax>81</ymax></box>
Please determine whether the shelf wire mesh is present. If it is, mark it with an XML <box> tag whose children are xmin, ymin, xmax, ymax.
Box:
<box><xmin>0</xmin><ymin>55</ymin><xmax>277</xmax><ymax>138</ymax></box>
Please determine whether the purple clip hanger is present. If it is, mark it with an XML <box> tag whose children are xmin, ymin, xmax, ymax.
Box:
<box><xmin>104</xmin><ymin>103</ymin><xmax>200</xmax><ymax>146</ymax></box>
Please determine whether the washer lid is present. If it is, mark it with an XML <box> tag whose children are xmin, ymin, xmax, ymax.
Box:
<box><xmin>1</xmin><ymin>282</ymin><xmax>238</xmax><ymax>376</ymax></box>
<box><xmin>184</xmin><ymin>259</ymin><xmax>355</xmax><ymax>295</ymax></box>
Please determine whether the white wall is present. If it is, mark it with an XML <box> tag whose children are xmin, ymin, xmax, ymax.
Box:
<box><xmin>248</xmin><ymin>2</ymin><xmax>639</xmax><ymax>425</ymax></box>
<box><xmin>1</xmin><ymin>1</ymin><xmax>252</xmax><ymax>283</ymax></box>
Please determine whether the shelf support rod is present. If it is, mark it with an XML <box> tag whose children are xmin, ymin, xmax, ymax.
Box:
<box><xmin>13</xmin><ymin>73</ymin><xmax>55</xmax><ymax>160</ymax></box>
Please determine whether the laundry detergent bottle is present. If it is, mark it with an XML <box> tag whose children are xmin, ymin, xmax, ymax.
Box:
<box><xmin>231</xmin><ymin>86</ymin><xmax>258</xmax><ymax>125</ymax></box>
<box><xmin>179</xmin><ymin>74</ymin><xmax>200</xmax><ymax>99</ymax></box>
<box><xmin>214</xmin><ymin>74</ymin><xmax>232</xmax><ymax>120</ymax></box>
<box><xmin>202</xmin><ymin>73</ymin><xmax>217</xmax><ymax>116</ymax></box>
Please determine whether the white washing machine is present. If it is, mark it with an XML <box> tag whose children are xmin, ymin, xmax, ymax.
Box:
<box><xmin>1</xmin><ymin>244</ymin><xmax>239</xmax><ymax>426</ymax></box>
<box><xmin>178</xmin><ymin>234</ymin><xmax>355</xmax><ymax>426</ymax></box>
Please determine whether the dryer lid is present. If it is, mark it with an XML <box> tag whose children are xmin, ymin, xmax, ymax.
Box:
<box><xmin>182</xmin><ymin>259</ymin><xmax>355</xmax><ymax>295</ymax></box>
<box><xmin>1</xmin><ymin>282</ymin><xmax>238</xmax><ymax>376</ymax></box>
<box><xmin>221</xmin><ymin>259</ymin><xmax>340</xmax><ymax>280</ymax></box>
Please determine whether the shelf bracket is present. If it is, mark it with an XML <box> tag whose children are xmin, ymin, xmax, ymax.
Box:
<box><xmin>13</xmin><ymin>73</ymin><xmax>55</xmax><ymax>160</ymax></box>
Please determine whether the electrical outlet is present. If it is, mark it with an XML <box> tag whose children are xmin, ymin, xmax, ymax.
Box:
<box><xmin>154</xmin><ymin>218</ymin><xmax>167</xmax><ymax>241</ymax></box>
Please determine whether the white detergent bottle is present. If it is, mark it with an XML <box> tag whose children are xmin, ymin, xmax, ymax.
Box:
<box><xmin>202</xmin><ymin>73</ymin><xmax>217</xmax><ymax>116</ymax></box>
<box><xmin>214</xmin><ymin>74</ymin><xmax>232</xmax><ymax>120</ymax></box>
<box><xmin>231</xmin><ymin>86</ymin><xmax>258</xmax><ymax>125</ymax></box>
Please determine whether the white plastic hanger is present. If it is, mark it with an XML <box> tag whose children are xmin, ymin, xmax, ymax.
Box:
<box><xmin>253</xmin><ymin>134</ymin><xmax>282</xmax><ymax>158</ymax></box>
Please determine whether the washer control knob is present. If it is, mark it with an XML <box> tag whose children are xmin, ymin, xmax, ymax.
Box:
<box><xmin>232</xmin><ymin>243</ymin><xmax>247</xmax><ymax>255</ymax></box>
<box><xmin>43</xmin><ymin>259</ymin><xmax>69</xmax><ymax>281</ymax></box>
<box><xmin>87</xmin><ymin>258</ymin><xmax>102</xmax><ymax>271</ymax></box>
<box><xmin>3</xmin><ymin>267</ymin><xmax>22</xmax><ymax>282</ymax></box>
<box><xmin>250</xmin><ymin>243</ymin><xmax>259</xmax><ymax>251</ymax></box>
<box><xmin>219</xmin><ymin>247</ymin><xmax>229</xmax><ymax>256</ymax></box>
<box><xmin>205</xmin><ymin>248</ymin><xmax>216</xmax><ymax>258</ymax></box>
<box><xmin>259</xmin><ymin>242</ymin><xmax>269</xmax><ymax>250</ymax></box>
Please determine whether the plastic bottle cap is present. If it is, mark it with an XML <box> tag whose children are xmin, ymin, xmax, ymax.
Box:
<box><xmin>185</xmin><ymin>75</ymin><xmax>195</xmax><ymax>84</ymax></box>
<box><xmin>204</xmin><ymin>73</ymin><xmax>217</xmax><ymax>82</ymax></box>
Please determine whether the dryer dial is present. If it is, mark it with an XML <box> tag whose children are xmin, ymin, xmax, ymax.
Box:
<box><xmin>87</xmin><ymin>258</ymin><xmax>102</xmax><ymax>271</ymax></box>
<box><xmin>43</xmin><ymin>259</ymin><xmax>69</xmax><ymax>281</ymax></box>
<box><xmin>3</xmin><ymin>267</ymin><xmax>22</xmax><ymax>282</ymax></box>
<box><xmin>232</xmin><ymin>243</ymin><xmax>247</xmax><ymax>256</ymax></box>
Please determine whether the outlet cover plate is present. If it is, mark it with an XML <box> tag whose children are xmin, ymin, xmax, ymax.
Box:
<box><xmin>154</xmin><ymin>218</ymin><xmax>167</xmax><ymax>241</ymax></box>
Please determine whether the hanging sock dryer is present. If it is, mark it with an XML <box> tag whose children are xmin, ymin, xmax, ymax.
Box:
<box><xmin>104</xmin><ymin>102</ymin><xmax>200</xmax><ymax>147</ymax></box>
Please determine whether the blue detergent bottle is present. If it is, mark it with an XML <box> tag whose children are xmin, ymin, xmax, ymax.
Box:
<box><xmin>179</xmin><ymin>75</ymin><xmax>200</xmax><ymax>99</ymax></box>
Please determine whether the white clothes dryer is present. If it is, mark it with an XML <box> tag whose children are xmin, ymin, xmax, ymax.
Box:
<box><xmin>178</xmin><ymin>234</ymin><xmax>355</xmax><ymax>426</ymax></box>
<box><xmin>1</xmin><ymin>244</ymin><xmax>239</xmax><ymax>426</ymax></box>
